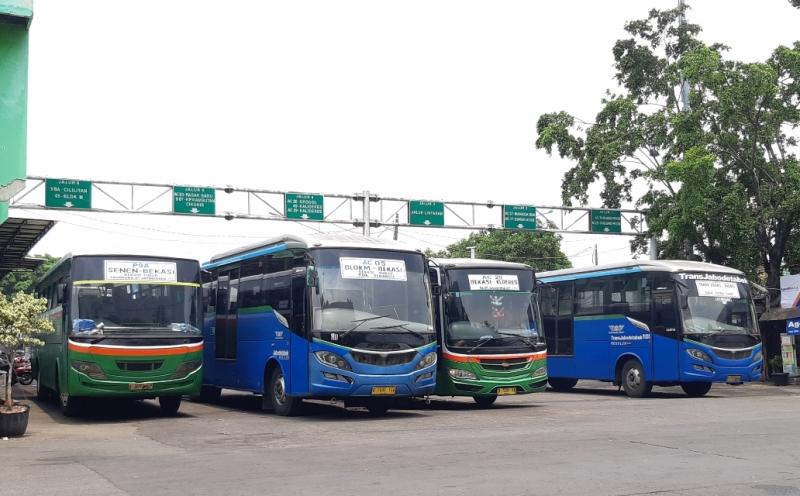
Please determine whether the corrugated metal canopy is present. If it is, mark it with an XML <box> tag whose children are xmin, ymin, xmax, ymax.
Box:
<box><xmin>0</xmin><ymin>217</ymin><xmax>55</xmax><ymax>278</ymax></box>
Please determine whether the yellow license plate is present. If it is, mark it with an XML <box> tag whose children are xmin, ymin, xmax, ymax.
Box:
<box><xmin>129</xmin><ymin>382</ymin><xmax>154</xmax><ymax>391</ymax></box>
<box><xmin>726</xmin><ymin>375</ymin><xmax>742</xmax><ymax>384</ymax></box>
<box><xmin>371</xmin><ymin>386</ymin><xmax>396</xmax><ymax>396</ymax></box>
<box><xmin>496</xmin><ymin>387</ymin><xmax>517</xmax><ymax>395</ymax></box>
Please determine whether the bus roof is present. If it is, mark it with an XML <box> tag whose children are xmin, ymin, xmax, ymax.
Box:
<box><xmin>430</xmin><ymin>258</ymin><xmax>532</xmax><ymax>271</ymax></box>
<box><xmin>205</xmin><ymin>233</ymin><xmax>422</xmax><ymax>269</ymax></box>
<box><xmin>538</xmin><ymin>260</ymin><xmax>746</xmax><ymax>282</ymax></box>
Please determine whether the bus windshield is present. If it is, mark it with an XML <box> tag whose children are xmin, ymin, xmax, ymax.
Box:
<box><xmin>310</xmin><ymin>248</ymin><xmax>435</xmax><ymax>350</ymax></box>
<box><xmin>73</xmin><ymin>283</ymin><xmax>200</xmax><ymax>336</ymax></box>
<box><xmin>676</xmin><ymin>273</ymin><xmax>758</xmax><ymax>340</ymax></box>
<box><xmin>443</xmin><ymin>268</ymin><xmax>542</xmax><ymax>353</ymax></box>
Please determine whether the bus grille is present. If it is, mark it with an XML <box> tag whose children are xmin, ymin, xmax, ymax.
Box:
<box><xmin>351</xmin><ymin>351</ymin><xmax>416</xmax><ymax>366</ymax></box>
<box><xmin>712</xmin><ymin>349</ymin><xmax>752</xmax><ymax>360</ymax></box>
<box><xmin>116</xmin><ymin>361</ymin><xmax>164</xmax><ymax>372</ymax></box>
<box><xmin>479</xmin><ymin>357</ymin><xmax>529</xmax><ymax>372</ymax></box>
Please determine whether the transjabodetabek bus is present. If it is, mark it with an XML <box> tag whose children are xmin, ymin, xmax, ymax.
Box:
<box><xmin>538</xmin><ymin>261</ymin><xmax>762</xmax><ymax>397</ymax></box>
<box><xmin>429</xmin><ymin>258</ymin><xmax>547</xmax><ymax>406</ymax></box>
<box><xmin>198</xmin><ymin>234</ymin><xmax>437</xmax><ymax>416</ymax></box>
<box><xmin>34</xmin><ymin>255</ymin><xmax>203</xmax><ymax>416</ymax></box>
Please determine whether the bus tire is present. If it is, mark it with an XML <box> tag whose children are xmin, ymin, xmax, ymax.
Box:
<box><xmin>159</xmin><ymin>396</ymin><xmax>182</xmax><ymax>416</ymax></box>
<box><xmin>681</xmin><ymin>382</ymin><xmax>712</xmax><ymax>397</ymax></box>
<box><xmin>36</xmin><ymin>368</ymin><xmax>50</xmax><ymax>401</ymax></box>
<box><xmin>548</xmin><ymin>378</ymin><xmax>579</xmax><ymax>392</ymax></box>
<box><xmin>365</xmin><ymin>399</ymin><xmax>391</xmax><ymax>416</ymax></box>
<box><xmin>56</xmin><ymin>375</ymin><xmax>82</xmax><ymax>417</ymax></box>
<box><xmin>269</xmin><ymin>367</ymin><xmax>300</xmax><ymax>416</ymax></box>
<box><xmin>473</xmin><ymin>395</ymin><xmax>497</xmax><ymax>407</ymax></box>
<box><xmin>194</xmin><ymin>385</ymin><xmax>221</xmax><ymax>403</ymax></box>
<box><xmin>621</xmin><ymin>359</ymin><xmax>652</xmax><ymax>398</ymax></box>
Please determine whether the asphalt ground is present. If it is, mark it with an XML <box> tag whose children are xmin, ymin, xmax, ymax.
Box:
<box><xmin>4</xmin><ymin>381</ymin><xmax>800</xmax><ymax>496</ymax></box>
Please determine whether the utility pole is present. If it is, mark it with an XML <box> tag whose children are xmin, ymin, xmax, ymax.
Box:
<box><xmin>592</xmin><ymin>244</ymin><xmax>598</xmax><ymax>266</ymax></box>
<box><xmin>678</xmin><ymin>0</ymin><xmax>690</xmax><ymax>113</ymax></box>
<box><xmin>468</xmin><ymin>246</ymin><xmax>477</xmax><ymax>259</ymax></box>
<box><xmin>393</xmin><ymin>213</ymin><xmax>399</xmax><ymax>241</ymax></box>
<box><xmin>362</xmin><ymin>190</ymin><xmax>371</xmax><ymax>237</ymax></box>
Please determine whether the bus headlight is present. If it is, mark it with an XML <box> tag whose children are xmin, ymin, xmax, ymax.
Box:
<box><xmin>449</xmin><ymin>368</ymin><xmax>477</xmax><ymax>380</ymax></box>
<box><xmin>314</xmin><ymin>351</ymin><xmax>352</xmax><ymax>371</ymax></box>
<box><xmin>415</xmin><ymin>352</ymin><xmax>437</xmax><ymax>370</ymax></box>
<box><xmin>686</xmin><ymin>349</ymin><xmax>712</xmax><ymax>363</ymax></box>
<box><xmin>172</xmin><ymin>360</ymin><xmax>202</xmax><ymax>379</ymax></box>
<box><xmin>533</xmin><ymin>366</ymin><xmax>547</xmax><ymax>377</ymax></box>
<box><xmin>71</xmin><ymin>360</ymin><xmax>107</xmax><ymax>380</ymax></box>
<box><xmin>753</xmin><ymin>351</ymin><xmax>763</xmax><ymax>363</ymax></box>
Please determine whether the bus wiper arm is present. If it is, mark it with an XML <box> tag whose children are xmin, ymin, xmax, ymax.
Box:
<box><xmin>339</xmin><ymin>314</ymin><xmax>392</xmax><ymax>339</ymax></box>
<box><xmin>371</xmin><ymin>323</ymin><xmax>426</xmax><ymax>339</ymax></box>
<box><xmin>495</xmin><ymin>331</ymin><xmax>535</xmax><ymax>345</ymax></box>
<box><xmin>466</xmin><ymin>336</ymin><xmax>494</xmax><ymax>354</ymax></box>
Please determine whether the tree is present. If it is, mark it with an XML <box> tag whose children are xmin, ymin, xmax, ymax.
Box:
<box><xmin>535</xmin><ymin>4</ymin><xmax>800</xmax><ymax>289</ymax></box>
<box><xmin>0</xmin><ymin>254</ymin><xmax>60</xmax><ymax>296</ymax></box>
<box><xmin>428</xmin><ymin>230</ymin><xmax>571</xmax><ymax>272</ymax></box>
<box><xmin>0</xmin><ymin>292</ymin><xmax>54</xmax><ymax>410</ymax></box>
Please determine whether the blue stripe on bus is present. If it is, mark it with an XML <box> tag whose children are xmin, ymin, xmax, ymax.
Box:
<box><xmin>539</xmin><ymin>266</ymin><xmax>642</xmax><ymax>283</ymax></box>
<box><xmin>202</xmin><ymin>243</ymin><xmax>289</xmax><ymax>270</ymax></box>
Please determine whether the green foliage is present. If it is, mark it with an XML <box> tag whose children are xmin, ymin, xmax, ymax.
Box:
<box><xmin>535</xmin><ymin>3</ymin><xmax>800</xmax><ymax>288</ymax></box>
<box><xmin>429</xmin><ymin>230</ymin><xmax>571</xmax><ymax>272</ymax></box>
<box><xmin>0</xmin><ymin>254</ymin><xmax>60</xmax><ymax>296</ymax></box>
<box><xmin>0</xmin><ymin>292</ymin><xmax>54</xmax><ymax>407</ymax></box>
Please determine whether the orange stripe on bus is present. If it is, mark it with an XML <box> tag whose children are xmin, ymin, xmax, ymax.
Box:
<box><xmin>68</xmin><ymin>342</ymin><xmax>203</xmax><ymax>357</ymax></box>
<box><xmin>443</xmin><ymin>351</ymin><xmax>547</xmax><ymax>363</ymax></box>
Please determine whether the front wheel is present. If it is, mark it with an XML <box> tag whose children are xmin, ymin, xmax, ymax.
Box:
<box><xmin>548</xmin><ymin>378</ymin><xmax>579</xmax><ymax>392</ymax></box>
<box><xmin>159</xmin><ymin>396</ymin><xmax>182</xmax><ymax>416</ymax></box>
<box><xmin>681</xmin><ymin>382</ymin><xmax>712</xmax><ymax>397</ymax></box>
<box><xmin>621</xmin><ymin>360</ymin><xmax>652</xmax><ymax>398</ymax></box>
<box><xmin>18</xmin><ymin>372</ymin><xmax>33</xmax><ymax>386</ymax></box>
<box><xmin>473</xmin><ymin>395</ymin><xmax>497</xmax><ymax>408</ymax></box>
<box><xmin>269</xmin><ymin>367</ymin><xmax>301</xmax><ymax>416</ymax></box>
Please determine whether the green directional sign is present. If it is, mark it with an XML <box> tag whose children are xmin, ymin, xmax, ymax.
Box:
<box><xmin>590</xmin><ymin>209</ymin><xmax>622</xmax><ymax>233</ymax></box>
<box><xmin>285</xmin><ymin>193</ymin><xmax>324</xmax><ymax>221</ymax></box>
<box><xmin>173</xmin><ymin>186</ymin><xmax>216</xmax><ymax>215</ymax></box>
<box><xmin>45</xmin><ymin>179</ymin><xmax>92</xmax><ymax>209</ymax></box>
<box><xmin>503</xmin><ymin>205</ymin><xmax>537</xmax><ymax>230</ymax></box>
<box><xmin>409</xmin><ymin>200</ymin><xmax>444</xmax><ymax>227</ymax></box>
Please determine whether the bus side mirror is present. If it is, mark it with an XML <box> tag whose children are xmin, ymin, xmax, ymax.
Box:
<box><xmin>306</xmin><ymin>267</ymin><xmax>318</xmax><ymax>288</ymax></box>
<box><xmin>679</xmin><ymin>295</ymin><xmax>689</xmax><ymax>310</ymax></box>
<box><xmin>57</xmin><ymin>283</ymin><xmax>67</xmax><ymax>304</ymax></box>
<box><xmin>431</xmin><ymin>285</ymin><xmax>441</xmax><ymax>297</ymax></box>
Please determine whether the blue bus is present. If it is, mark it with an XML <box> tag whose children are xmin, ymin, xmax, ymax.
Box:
<box><xmin>538</xmin><ymin>261</ymin><xmax>762</xmax><ymax>397</ymax></box>
<box><xmin>198</xmin><ymin>234</ymin><xmax>437</xmax><ymax>415</ymax></box>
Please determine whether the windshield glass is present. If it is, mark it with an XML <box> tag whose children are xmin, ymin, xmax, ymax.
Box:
<box><xmin>310</xmin><ymin>248</ymin><xmax>434</xmax><ymax>350</ymax></box>
<box><xmin>676</xmin><ymin>273</ymin><xmax>758</xmax><ymax>339</ymax></box>
<box><xmin>443</xmin><ymin>268</ymin><xmax>542</xmax><ymax>353</ymax></box>
<box><xmin>72</xmin><ymin>283</ymin><xmax>200</xmax><ymax>336</ymax></box>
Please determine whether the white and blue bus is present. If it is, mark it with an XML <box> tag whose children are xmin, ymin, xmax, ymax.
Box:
<box><xmin>538</xmin><ymin>261</ymin><xmax>762</xmax><ymax>397</ymax></box>
<box><xmin>199</xmin><ymin>234</ymin><xmax>437</xmax><ymax>415</ymax></box>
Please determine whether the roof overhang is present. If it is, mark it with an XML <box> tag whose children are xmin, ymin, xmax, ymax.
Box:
<box><xmin>0</xmin><ymin>216</ymin><xmax>55</xmax><ymax>278</ymax></box>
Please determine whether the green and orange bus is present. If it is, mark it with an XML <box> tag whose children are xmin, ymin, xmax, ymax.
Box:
<box><xmin>429</xmin><ymin>258</ymin><xmax>548</xmax><ymax>406</ymax></box>
<box><xmin>33</xmin><ymin>254</ymin><xmax>202</xmax><ymax>416</ymax></box>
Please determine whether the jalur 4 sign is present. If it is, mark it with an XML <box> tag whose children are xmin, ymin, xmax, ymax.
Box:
<box><xmin>285</xmin><ymin>193</ymin><xmax>324</xmax><ymax>221</ymax></box>
<box><xmin>45</xmin><ymin>179</ymin><xmax>91</xmax><ymax>209</ymax></box>
<box><xmin>408</xmin><ymin>201</ymin><xmax>444</xmax><ymax>227</ymax></box>
<box><xmin>173</xmin><ymin>186</ymin><xmax>216</xmax><ymax>215</ymax></box>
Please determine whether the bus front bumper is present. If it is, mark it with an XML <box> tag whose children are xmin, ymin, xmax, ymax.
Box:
<box><xmin>309</xmin><ymin>367</ymin><xmax>436</xmax><ymax>398</ymax></box>
<box><xmin>67</xmin><ymin>367</ymin><xmax>202</xmax><ymax>398</ymax></box>
<box><xmin>682</xmin><ymin>362</ymin><xmax>762</xmax><ymax>384</ymax></box>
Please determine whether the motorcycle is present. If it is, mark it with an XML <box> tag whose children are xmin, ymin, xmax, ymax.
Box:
<box><xmin>13</xmin><ymin>356</ymin><xmax>33</xmax><ymax>386</ymax></box>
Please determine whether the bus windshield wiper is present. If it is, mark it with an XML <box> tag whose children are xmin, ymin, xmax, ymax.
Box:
<box><xmin>466</xmin><ymin>336</ymin><xmax>494</xmax><ymax>354</ymax></box>
<box><xmin>338</xmin><ymin>314</ymin><xmax>392</xmax><ymax>339</ymax></box>
<box><xmin>495</xmin><ymin>331</ymin><xmax>536</xmax><ymax>346</ymax></box>
<box><xmin>371</xmin><ymin>323</ymin><xmax>426</xmax><ymax>339</ymax></box>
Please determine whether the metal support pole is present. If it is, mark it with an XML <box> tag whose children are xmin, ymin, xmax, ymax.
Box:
<box><xmin>468</xmin><ymin>246</ymin><xmax>477</xmax><ymax>259</ymax></box>
<box><xmin>649</xmin><ymin>237</ymin><xmax>659</xmax><ymax>260</ymax></box>
<box><xmin>362</xmin><ymin>190</ymin><xmax>371</xmax><ymax>237</ymax></box>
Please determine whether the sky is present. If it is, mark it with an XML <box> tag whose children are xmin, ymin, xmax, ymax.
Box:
<box><xmin>11</xmin><ymin>0</ymin><xmax>800</xmax><ymax>268</ymax></box>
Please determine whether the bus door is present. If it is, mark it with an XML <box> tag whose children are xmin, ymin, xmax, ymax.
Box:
<box><xmin>214</xmin><ymin>267</ymin><xmax>240</xmax><ymax>386</ymax></box>
<box><xmin>650</xmin><ymin>274</ymin><xmax>680</xmax><ymax>381</ymax></box>
<box><xmin>289</xmin><ymin>272</ymin><xmax>309</xmax><ymax>395</ymax></box>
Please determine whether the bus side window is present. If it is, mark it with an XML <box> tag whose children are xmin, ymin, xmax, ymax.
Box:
<box><xmin>650</xmin><ymin>274</ymin><xmax>677</xmax><ymax>335</ymax></box>
<box><xmin>575</xmin><ymin>278</ymin><xmax>609</xmax><ymax>316</ymax></box>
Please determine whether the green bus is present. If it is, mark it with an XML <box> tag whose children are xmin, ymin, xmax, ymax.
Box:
<box><xmin>33</xmin><ymin>254</ymin><xmax>203</xmax><ymax>416</ymax></box>
<box><xmin>429</xmin><ymin>258</ymin><xmax>548</xmax><ymax>406</ymax></box>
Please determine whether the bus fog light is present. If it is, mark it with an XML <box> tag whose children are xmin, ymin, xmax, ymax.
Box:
<box><xmin>753</xmin><ymin>351</ymin><xmax>762</xmax><ymax>363</ymax></box>
<box><xmin>172</xmin><ymin>360</ymin><xmax>202</xmax><ymax>379</ymax></box>
<box><xmin>533</xmin><ymin>366</ymin><xmax>547</xmax><ymax>377</ymax></box>
<box><xmin>71</xmin><ymin>360</ymin><xmax>107</xmax><ymax>380</ymax></box>
<box><xmin>449</xmin><ymin>368</ymin><xmax>477</xmax><ymax>380</ymax></box>
<box><xmin>322</xmin><ymin>371</ymin><xmax>353</xmax><ymax>383</ymax></box>
<box><xmin>315</xmin><ymin>351</ymin><xmax>352</xmax><ymax>371</ymax></box>
<box><xmin>415</xmin><ymin>352</ymin><xmax>437</xmax><ymax>370</ymax></box>
<box><xmin>415</xmin><ymin>372</ymin><xmax>433</xmax><ymax>383</ymax></box>
<box><xmin>687</xmin><ymin>349</ymin><xmax>712</xmax><ymax>363</ymax></box>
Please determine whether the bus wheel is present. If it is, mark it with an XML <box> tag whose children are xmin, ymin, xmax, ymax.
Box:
<box><xmin>365</xmin><ymin>399</ymin><xmax>390</xmax><ymax>416</ymax></box>
<box><xmin>681</xmin><ymin>382</ymin><xmax>712</xmax><ymax>397</ymax></box>
<box><xmin>159</xmin><ymin>396</ymin><xmax>182</xmax><ymax>416</ymax></box>
<box><xmin>194</xmin><ymin>385</ymin><xmax>221</xmax><ymax>403</ymax></box>
<box><xmin>36</xmin><ymin>369</ymin><xmax>50</xmax><ymax>401</ymax></box>
<box><xmin>548</xmin><ymin>378</ymin><xmax>578</xmax><ymax>392</ymax></box>
<box><xmin>269</xmin><ymin>367</ymin><xmax>300</xmax><ymax>416</ymax></box>
<box><xmin>621</xmin><ymin>360</ymin><xmax>652</xmax><ymax>398</ymax></box>
<box><xmin>473</xmin><ymin>395</ymin><xmax>497</xmax><ymax>408</ymax></box>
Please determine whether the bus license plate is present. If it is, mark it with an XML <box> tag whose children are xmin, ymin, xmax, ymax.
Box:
<box><xmin>129</xmin><ymin>382</ymin><xmax>153</xmax><ymax>391</ymax></box>
<box><xmin>371</xmin><ymin>386</ymin><xmax>396</xmax><ymax>396</ymax></box>
<box><xmin>496</xmin><ymin>387</ymin><xmax>517</xmax><ymax>395</ymax></box>
<box><xmin>726</xmin><ymin>375</ymin><xmax>742</xmax><ymax>384</ymax></box>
